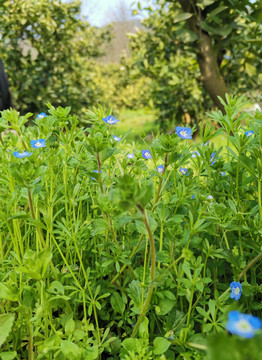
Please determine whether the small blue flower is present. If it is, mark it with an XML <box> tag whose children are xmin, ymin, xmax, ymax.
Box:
<box><xmin>230</xmin><ymin>281</ymin><xmax>242</xmax><ymax>301</ymax></box>
<box><xmin>113</xmin><ymin>135</ymin><xmax>121</xmax><ymax>141</ymax></box>
<box><xmin>176</xmin><ymin>126</ymin><xmax>192</xmax><ymax>140</ymax></box>
<box><xmin>157</xmin><ymin>165</ymin><xmax>164</xmax><ymax>173</ymax></box>
<box><xmin>102</xmin><ymin>115</ymin><xmax>120</xmax><ymax>125</ymax></box>
<box><xmin>226</xmin><ymin>311</ymin><xmax>261</xmax><ymax>338</ymax></box>
<box><xmin>13</xmin><ymin>151</ymin><xmax>32</xmax><ymax>158</ymax></box>
<box><xmin>36</xmin><ymin>112</ymin><xmax>47</xmax><ymax>119</ymax></box>
<box><xmin>30</xmin><ymin>139</ymin><xmax>46</xmax><ymax>148</ymax></box>
<box><xmin>91</xmin><ymin>170</ymin><xmax>102</xmax><ymax>180</ymax></box>
<box><xmin>191</xmin><ymin>151</ymin><xmax>200</xmax><ymax>158</ymax></box>
<box><xmin>210</xmin><ymin>152</ymin><xmax>217</xmax><ymax>166</ymax></box>
<box><xmin>220</xmin><ymin>171</ymin><xmax>226</xmax><ymax>176</ymax></box>
<box><xmin>192</xmin><ymin>195</ymin><xmax>195</xmax><ymax>199</ymax></box>
<box><xmin>179</xmin><ymin>167</ymin><xmax>189</xmax><ymax>176</ymax></box>
<box><xmin>141</xmin><ymin>150</ymin><xmax>152</xmax><ymax>159</ymax></box>
<box><xmin>127</xmin><ymin>153</ymin><xmax>135</xmax><ymax>159</ymax></box>
<box><xmin>201</xmin><ymin>141</ymin><xmax>210</xmax><ymax>146</ymax></box>
<box><xmin>245</xmin><ymin>130</ymin><xmax>254</xmax><ymax>137</ymax></box>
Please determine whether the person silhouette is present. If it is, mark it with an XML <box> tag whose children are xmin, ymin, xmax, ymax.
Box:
<box><xmin>0</xmin><ymin>59</ymin><xmax>13</xmax><ymax>111</ymax></box>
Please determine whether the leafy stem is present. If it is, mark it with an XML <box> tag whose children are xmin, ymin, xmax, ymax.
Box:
<box><xmin>131</xmin><ymin>206</ymin><xmax>156</xmax><ymax>338</ymax></box>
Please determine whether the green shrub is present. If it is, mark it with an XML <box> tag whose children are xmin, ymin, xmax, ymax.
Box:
<box><xmin>0</xmin><ymin>95</ymin><xmax>262</xmax><ymax>359</ymax></box>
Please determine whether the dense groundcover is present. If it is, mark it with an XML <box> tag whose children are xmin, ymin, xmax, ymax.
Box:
<box><xmin>0</xmin><ymin>95</ymin><xmax>262</xmax><ymax>360</ymax></box>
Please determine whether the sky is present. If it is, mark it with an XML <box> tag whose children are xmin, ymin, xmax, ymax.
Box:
<box><xmin>81</xmin><ymin>0</ymin><xmax>145</xmax><ymax>27</ymax></box>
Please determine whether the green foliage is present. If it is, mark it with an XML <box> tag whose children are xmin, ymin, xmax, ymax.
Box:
<box><xmin>0</xmin><ymin>0</ymin><xmax>110</xmax><ymax>117</ymax></box>
<box><xmin>130</xmin><ymin>0</ymin><xmax>262</xmax><ymax>127</ymax></box>
<box><xmin>0</xmin><ymin>96</ymin><xmax>262</xmax><ymax>359</ymax></box>
<box><xmin>95</xmin><ymin>62</ymin><xmax>154</xmax><ymax>112</ymax></box>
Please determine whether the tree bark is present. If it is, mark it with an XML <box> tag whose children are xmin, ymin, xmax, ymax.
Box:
<box><xmin>178</xmin><ymin>0</ymin><xmax>227</xmax><ymax>112</ymax></box>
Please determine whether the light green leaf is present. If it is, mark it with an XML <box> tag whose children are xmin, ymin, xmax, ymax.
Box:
<box><xmin>0</xmin><ymin>284</ymin><xmax>18</xmax><ymax>302</ymax></box>
<box><xmin>173</xmin><ymin>12</ymin><xmax>193</xmax><ymax>24</ymax></box>
<box><xmin>153</xmin><ymin>337</ymin><xmax>171</xmax><ymax>355</ymax></box>
<box><xmin>0</xmin><ymin>314</ymin><xmax>15</xmax><ymax>347</ymax></box>
<box><xmin>61</xmin><ymin>340</ymin><xmax>81</xmax><ymax>360</ymax></box>
<box><xmin>0</xmin><ymin>351</ymin><xmax>17</xmax><ymax>360</ymax></box>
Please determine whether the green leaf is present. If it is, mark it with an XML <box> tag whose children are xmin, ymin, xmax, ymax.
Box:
<box><xmin>173</xmin><ymin>12</ymin><xmax>193</xmax><ymax>24</ymax></box>
<box><xmin>0</xmin><ymin>314</ymin><xmax>15</xmax><ymax>347</ymax></box>
<box><xmin>197</xmin><ymin>0</ymin><xmax>215</xmax><ymax>10</ymax></box>
<box><xmin>153</xmin><ymin>337</ymin><xmax>171</xmax><ymax>355</ymax></box>
<box><xmin>155</xmin><ymin>298</ymin><xmax>176</xmax><ymax>315</ymax></box>
<box><xmin>207</xmin><ymin>6</ymin><xmax>228</xmax><ymax>18</ymax></box>
<box><xmin>61</xmin><ymin>340</ymin><xmax>81</xmax><ymax>360</ymax></box>
<box><xmin>91</xmin><ymin>218</ymin><xmax>109</xmax><ymax>236</ymax></box>
<box><xmin>110</xmin><ymin>292</ymin><xmax>125</xmax><ymax>314</ymax></box>
<box><xmin>0</xmin><ymin>284</ymin><xmax>19</xmax><ymax>302</ymax></box>
<box><xmin>0</xmin><ymin>352</ymin><xmax>17</xmax><ymax>360</ymax></box>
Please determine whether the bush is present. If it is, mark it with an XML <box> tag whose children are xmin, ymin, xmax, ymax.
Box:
<box><xmin>0</xmin><ymin>95</ymin><xmax>262</xmax><ymax>359</ymax></box>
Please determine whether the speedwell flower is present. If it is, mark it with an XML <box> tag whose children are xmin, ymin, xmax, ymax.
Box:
<box><xmin>127</xmin><ymin>153</ymin><xmax>135</xmax><ymax>159</ymax></box>
<box><xmin>245</xmin><ymin>130</ymin><xmax>254</xmax><ymax>137</ymax></box>
<box><xmin>179</xmin><ymin>167</ymin><xmax>189</xmax><ymax>176</ymax></box>
<box><xmin>191</xmin><ymin>151</ymin><xmax>200</xmax><ymax>158</ymax></box>
<box><xmin>102</xmin><ymin>115</ymin><xmax>120</xmax><ymax>125</ymax></box>
<box><xmin>226</xmin><ymin>311</ymin><xmax>261</xmax><ymax>338</ymax></box>
<box><xmin>13</xmin><ymin>151</ymin><xmax>32</xmax><ymax>158</ymax></box>
<box><xmin>230</xmin><ymin>281</ymin><xmax>242</xmax><ymax>301</ymax></box>
<box><xmin>36</xmin><ymin>112</ymin><xmax>47</xmax><ymax>119</ymax></box>
<box><xmin>113</xmin><ymin>135</ymin><xmax>121</xmax><ymax>141</ymax></box>
<box><xmin>210</xmin><ymin>152</ymin><xmax>217</xmax><ymax>166</ymax></box>
<box><xmin>141</xmin><ymin>150</ymin><xmax>152</xmax><ymax>159</ymax></box>
<box><xmin>175</xmin><ymin>126</ymin><xmax>192</xmax><ymax>140</ymax></box>
<box><xmin>91</xmin><ymin>170</ymin><xmax>102</xmax><ymax>180</ymax></box>
<box><xmin>30</xmin><ymin>139</ymin><xmax>46</xmax><ymax>148</ymax></box>
<box><xmin>157</xmin><ymin>165</ymin><xmax>164</xmax><ymax>173</ymax></box>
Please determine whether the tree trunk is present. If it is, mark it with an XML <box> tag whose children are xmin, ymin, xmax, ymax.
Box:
<box><xmin>178</xmin><ymin>0</ymin><xmax>227</xmax><ymax>112</ymax></box>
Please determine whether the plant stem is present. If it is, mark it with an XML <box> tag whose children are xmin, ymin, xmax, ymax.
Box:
<box><xmin>96</xmin><ymin>153</ymin><xmax>103</xmax><ymax>194</ymax></box>
<box><xmin>154</xmin><ymin>154</ymin><xmax>168</xmax><ymax>205</ymax></box>
<box><xmin>131</xmin><ymin>207</ymin><xmax>156</xmax><ymax>338</ymax></box>
<box><xmin>258</xmin><ymin>180</ymin><xmax>262</xmax><ymax>220</ymax></box>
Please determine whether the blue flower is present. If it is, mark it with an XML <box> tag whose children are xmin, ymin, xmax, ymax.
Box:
<box><xmin>245</xmin><ymin>130</ymin><xmax>254</xmax><ymax>137</ymax></box>
<box><xmin>191</xmin><ymin>151</ymin><xmax>200</xmax><ymax>158</ymax></box>
<box><xmin>220</xmin><ymin>171</ymin><xmax>226</xmax><ymax>176</ymax></box>
<box><xmin>201</xmin><ymin>141</ymin><xmax>210</xmax><ymax>146</ymax></box>
<box><xmin>13</xmin><ymin>151</ymin><xmax>32</xmax><ymax>158</ymax></box>
<box><xmin>102</xmin><ymin>115</ymin><xmax>120</xmax><ymax>125</ymax></box>
<box><xmin>230</xmin><ymin>281</ymin><xmax>242</xmax><ymax>301</ymax></box>
<box><xmin>179</xmin><ymin>167</ymin><xmax>189</xmax><ymax>176</ymax></box>
<box><xmin>210</xmin><ymin>152</ymin><xmax>217</xmax><ymax>166</ymax></box>
<box><xmin>226</xmin><ymin>311</ymin><xmax>261</xmax><ymax>338</ymax></box>
<box><xmin>176</xmin><ymin>126</ymin><xmax>192</xmax><ymax>140</ymax></box>
<box><xmin>91</xmin><ymin>170</ymin><xmax>102</xmax><ymax>180</ymax></box>
<box><xmin>30</xmin><ymin>139</ymin><xmax>46</xmax><ymax>148</ymax></box>
<box><xmin>141</xmin><ymin>150</ymin><xmax>152</xmax><ymax>159</ymax></box>
<box><xmin>127</xmin><ymin>153</ymin><xmax>135</xmax><ymax>159</ymax></box>
<box><xmin>113</xmin><ymin>135</ymin><xmax>121</xmax><ymax>141</ymax></box>
<box><xmin>36</xmin><ymin>112</ymin><xmax>47</xmax><ymax>119</ymax></box>
<box><xmin>192</xmin><ymin>195</ymin><xmax>195</xmax><ymax>199</ymax></box>
<box><xmin>157</xmin><ymin>165</ymin><xmax>164</xmax><ymax>173</ymax></box>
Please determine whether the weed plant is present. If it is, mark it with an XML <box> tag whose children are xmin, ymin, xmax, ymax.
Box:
<box><xmin>0</xmin><ymin>95</ymin><xmax>262</xmax><ymax>360</ymax></box>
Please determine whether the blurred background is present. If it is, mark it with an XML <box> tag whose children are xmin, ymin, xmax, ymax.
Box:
<box><xmin>0</xmin><ymin>0</ymin><xmax>261</xmax><ymax>139</ymax></box>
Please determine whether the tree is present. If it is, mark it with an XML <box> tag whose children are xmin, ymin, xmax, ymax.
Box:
<box><xmin>130</xmin><ymin>0</ymin><xmax>262</xmax><ymax>126</ymax></box>
<box><xmin>0</xmin><ymin>0</ymin><xmax>110</xmax><ymax>116</ymax></box>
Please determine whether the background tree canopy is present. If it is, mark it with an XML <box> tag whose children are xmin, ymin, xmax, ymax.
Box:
<box><xmin>0</xmin><ymin>0</ymin><xmax>111</xmax><ymax>116</ymax></box>
<box><xmin>130</xmin><ymin>0</ymin><xmax>262</xmax><ymax>127</ymax></box>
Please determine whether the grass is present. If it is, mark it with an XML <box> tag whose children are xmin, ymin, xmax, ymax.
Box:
<box><xmin>117</xmin><ymin>107</ymin><xmax>158</xmax><ymax>141</ymax></box>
